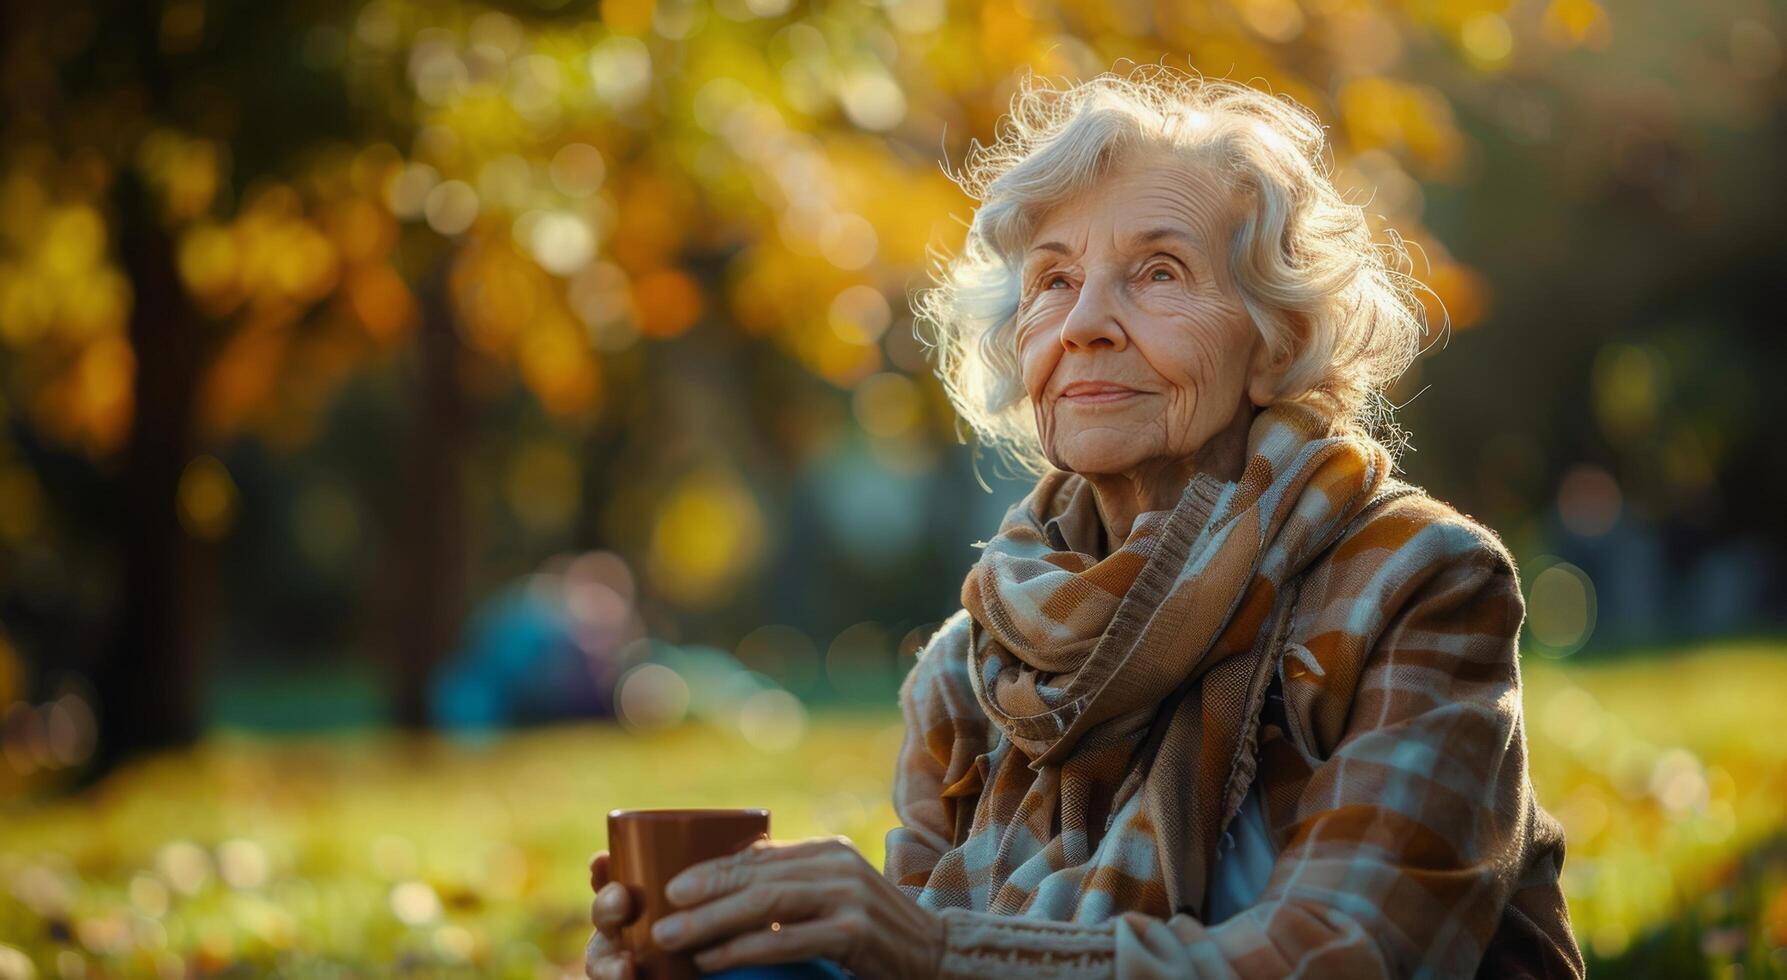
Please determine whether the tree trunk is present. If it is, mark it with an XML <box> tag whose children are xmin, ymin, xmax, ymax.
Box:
<box><xmin>386</xmin><ymin>256</ymin><xmax>470</xmax><ymax>729</ymax></box>
<box><xmin>90</xmin><ymin>172</ymin><xmax>215</xmax><ymax>774</ymax></box>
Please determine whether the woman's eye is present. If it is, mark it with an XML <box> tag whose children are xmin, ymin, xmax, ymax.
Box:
<box><xmin>1148</xmin><ymin>265</ymin><xmax>1174</xmax><ymax>281</ymax></box>
<box><xmin>1045</xmin><ymin>275</ymin><xmax>1070</xmax><ymax>289</ymax></box>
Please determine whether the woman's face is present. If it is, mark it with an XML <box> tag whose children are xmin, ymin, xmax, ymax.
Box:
<box><xmin>1015</xmin><ymin>148</ymin><xmax>1279</xmax><ymax>477</ymax></box>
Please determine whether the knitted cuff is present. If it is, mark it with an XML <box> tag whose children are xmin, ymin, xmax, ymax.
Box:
<box><xmin>935</xmin><ymin>907</ymin><xmax>1119</xmax><ymax>979</ymax></box>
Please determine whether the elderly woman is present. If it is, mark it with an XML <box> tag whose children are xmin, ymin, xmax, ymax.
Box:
<box><xmin>586</xmin><ymin>67</ymin><xmax>1584</xmax><ymax>979</ymax></box>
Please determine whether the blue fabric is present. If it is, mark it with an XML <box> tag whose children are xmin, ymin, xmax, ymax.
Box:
<box><xmin>702</xmin><ymin>958</ymin><xmax>851</xmax><ymax>979</ymax></box>
<box><xmin>1205</xmin><ymin>766</ymin><xmax>1278</xmax><ymax>925</ymax></box>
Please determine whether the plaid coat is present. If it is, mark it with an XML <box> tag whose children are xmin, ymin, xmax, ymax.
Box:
<box><xmin>883</xmin><ymin>483</ymin><xmax>1584</xmax><ymax>978</ymax></box>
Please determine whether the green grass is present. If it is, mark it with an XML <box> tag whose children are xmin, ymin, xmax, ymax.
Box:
<box><xmin>1521</xmin><ymin>642</ymin><xmax>1787</xmax><ymax>972</ymax></box>
<box><xmin>1</xmin><ymin>640</ymin><xmax>1784</xmax><ymax>977</ymax></box>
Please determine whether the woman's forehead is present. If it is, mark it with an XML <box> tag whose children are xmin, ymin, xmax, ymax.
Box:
<box><xmin>1024</xmin><ymin>154</ymin><xmax>1235</xmax><ymax>255</ymax></box>
<box><xmin>1029</xmin><ymin>171</ymin><xmax>1236</xmax><ymax>261</ymax></box>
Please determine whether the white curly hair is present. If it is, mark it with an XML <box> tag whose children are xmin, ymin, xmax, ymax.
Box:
<box><xmin>910</xmin><ymin>64</ymin><xmax>1442</xmax><ymax>479</ymax></box>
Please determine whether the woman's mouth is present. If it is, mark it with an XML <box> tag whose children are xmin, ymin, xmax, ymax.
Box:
<box><xmin>1060</xmin><ymin>382</ymin><xmax>1143</xmax><ymax>404</ymax></box>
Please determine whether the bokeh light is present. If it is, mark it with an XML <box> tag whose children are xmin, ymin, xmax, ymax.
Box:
<box><xmin>645</xmin><ymin>467</ymin><xmax>766</xmax><ymax>608</ymax></box>
<box><xmin>828</xmin><ymin>284</ymin><xmax>893</xmax><ymax>345</ymax></box>
<box><xmin>588</xmin><ymin>36</ymin><xmax>652</xmax><ymax>110</ymax></box>
<box><xmin>156</xmin><ymin>842</ymin><xmax>212</xmax><ymax>897</ymax></box>
<box><xmin>385</xmin><ymin>162</ymin><xmax>438</xmax><ymax>220</ymax></box>
<box><xmin>176</xmin><ymin>455</ymin><xmax>240</xmax><ymax>542</ymax></box>
<box><xmin>737</xmin><ymin>689</ymin><xmax>807</xmax><ymax>752</ymax></box>
<box><xmin>389</xmin><ymin>880</ymin><xmax>443</xmax><ymax>926</ymax></box>
<box><xmin>1556</xmin><ymin>464</ymin><xmax>1622</xmax><ymax>537</ymax></box>
<box><xmin>423</xmin><ymin>180</ymin><xmax>480</xmax><ymax>236</ymax></box>
<box><xmin>614</xmin><ymin>663</ymin><xmax>690</xmax><ymax>731</ymax></box>
<box><xmin>217</xmin><ymin>840</ymin><xmax>271</xmax><ymax>891</ymax></box>
<box><xmin>1591</xmin><ymin>344</ymin><xmax>1663</xmax><ymax>445</ymax></box>
<box><xmin>1527</xmin><ymin>559</ymin><xmax>1599</xmax><ymax>657</ymax></box>
<box><xmin>1460</xmin><ymin>12</ymin><xmax>1515</xmax><ymax>71</ymax></box>
<box><xmin>527</xmin><ymin>212</ymin><xmax>596</xmax><ymax>276</ymax></box>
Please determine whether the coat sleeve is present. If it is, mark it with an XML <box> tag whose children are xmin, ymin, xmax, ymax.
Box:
<box><xmin>883</xmin><ymin>609</ymin><xmax>984</xmax><ymax>898</ymax></box>
<box><xmin>921</xmin><ymin>524</ymin><xmax>1582</xmax><ymax>978</ymax></box>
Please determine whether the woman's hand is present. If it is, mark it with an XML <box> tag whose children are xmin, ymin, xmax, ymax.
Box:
<box><xmin>585</xmin><ymin>850</ymin><xmax>639</xmax><ymax>980</ymax></box>
<box><xmin>649</xmin><ymin>835</ymin><xmax>943</xmax><ymax>980</ymax></box>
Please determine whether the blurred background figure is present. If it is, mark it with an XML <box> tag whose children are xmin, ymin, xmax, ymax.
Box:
<box><xmin>430</xmin><ymin>550</ymin><xmax>639</xmax><ymax>732</ymax></box>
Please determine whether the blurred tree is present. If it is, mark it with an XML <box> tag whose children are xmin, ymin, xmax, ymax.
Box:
<box><xmin>388</xmin><ymin>259</ymin><xmax>472</xmax><ymax>728</ymax></box>
<box><xmin>0</xmin><ymin>0</ymin><xmax>374</xmax><ymax>769</ymax></box>
<box><xmin>2</xmin><ymin>0</ymin><xmax>1780</xmax><ymax>770</ymax></box>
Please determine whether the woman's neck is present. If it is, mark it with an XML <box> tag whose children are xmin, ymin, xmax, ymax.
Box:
<box><xmin>1085</xmin><ymin>398</ymin><xmax>1257</xmax><ymax>548</ymax></box>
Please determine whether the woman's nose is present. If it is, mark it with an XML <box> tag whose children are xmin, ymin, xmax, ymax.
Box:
<box><xmin>1057</xmin><ymin>274</ymin><xmax>1128</xmax><ymax>351</ymax></box>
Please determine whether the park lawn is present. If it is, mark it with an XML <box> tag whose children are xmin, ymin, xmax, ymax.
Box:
<box><xmin>2</xmin><ymin>639</ymin><xmax>1785</xmax><ymax>978</ymax></box>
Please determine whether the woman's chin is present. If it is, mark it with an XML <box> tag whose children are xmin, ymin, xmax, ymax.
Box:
<box><xmin>1052</xmin><ymin>443</ymin><xmax>1152</xmax><ymax>476</ymax></box>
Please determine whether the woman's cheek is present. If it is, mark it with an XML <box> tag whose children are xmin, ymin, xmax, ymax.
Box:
<box><xmin>1017</xmin><ymin>329</ymin><xmax>1057</xmax><ymax>402</ymax></box>
<box><xmin>1130</xmin><ymin>303</ymin><xmax>1214</xmax><ymax>388</ymax></box>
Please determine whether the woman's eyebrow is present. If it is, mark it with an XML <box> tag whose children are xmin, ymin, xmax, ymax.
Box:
<box><xmin>1126</xmin><ymin>226</ymin><xmax>1202</xmax><ymax>251</ymax></box>
<box><xmin>1026</xmin><ymin>226</ymin><xmax>1202</xmax><ymax>256</ymax></box>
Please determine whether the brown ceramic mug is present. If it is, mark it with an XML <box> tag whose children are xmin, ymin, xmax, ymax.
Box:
<box><xmin>606</xmin><ymin>807</ymin><xmax>771</xmax><ymax>980</ymax></box>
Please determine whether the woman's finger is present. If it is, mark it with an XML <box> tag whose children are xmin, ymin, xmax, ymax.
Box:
<box><xmin>590</xmin><ymin>851</ymin><xmax>609</xmax><ymax>893</ymax></box>
<box><xmin>591</xmin><ymin>883</ymin><xmax>628</xmax><ymax>930</ymax></box>
<box><xmin>584</xmin><ymin>930</ymin><xmax>636</xmax><ymax>980</ymax></box>
<box><xmin>663</xmin><ymin>838</ymin><xmax>775</xmax><ymax>904</ymax></box>
<box><xmin>668</xmin><ymin>838</ymin><xmax>850</xmax><ymax>906</ymax></box>
<box><xmin>654</xmin><ymin>880</ymin><xmax>829</xmax><ymax>952</ymax></box>
<box><xmin>691</xmin><ymin>917</ymin><xmax>837</xmax><ymax>975</ymax></box>
<box><xmin>592</xmin><ymin>881</ymin><xmax>634</xmax><ymax>929</ymax></box>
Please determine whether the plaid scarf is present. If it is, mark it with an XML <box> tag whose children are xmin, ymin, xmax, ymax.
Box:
<box><xmin>949</xmin><ymin>399</ymin><xmax>1392</xmax><ymax>919</ymax></box>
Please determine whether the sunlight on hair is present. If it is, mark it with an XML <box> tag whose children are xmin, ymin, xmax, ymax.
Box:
<box><xmin>912</xmin><ymin>65</ymin><xmax>1442</xmax><ymax>478</ymax></box>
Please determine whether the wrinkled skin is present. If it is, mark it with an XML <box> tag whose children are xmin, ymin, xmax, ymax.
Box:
<box><xmin>1016</xmin><ymin>145</ymin><xmax>1291</xmax><ymax>544</ymax></box>
<box><xmin>585</xmin><ymin>838</ymin><xmax>942</xmax><ymax>979</ymax></box>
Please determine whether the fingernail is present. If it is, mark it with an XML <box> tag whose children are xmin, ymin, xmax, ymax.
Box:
<box><xmin>665</xmin><ymin>873</ymin><xmax>694</xmax><ymax>903</ymax></box>
<box><xmin>652</xmin><ymin>915</ymin><xmax>683</xmax><ymax>945</ymax></box>
<box><xmin>600</xmin><ymin>883</ymin><xmax>625</xmax><ymax>909</ymax></box>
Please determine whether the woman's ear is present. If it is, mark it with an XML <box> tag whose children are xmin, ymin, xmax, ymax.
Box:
<box><xmin>1246</xmin><ymin>312</ymin><xmax>1307</xmax><ymax>406</ymax></box>
<box><xmin>1246</xmin><ymin>336</ymin><xmax>1289</xmax><ymax>406</ymax></box>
